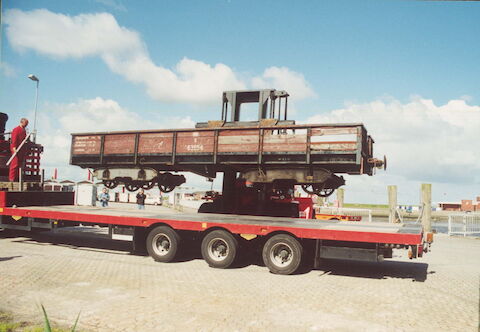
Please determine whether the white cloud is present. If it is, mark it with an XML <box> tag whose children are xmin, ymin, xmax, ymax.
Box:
<box><xmin>103</xmin><ymin>55</ymin><xmax>246</xmax><ymax>103</ymax></box>
<box><xmin>4</xmin><ymin>9</ymin><xmax>142</xmax><ymax>59</ymax></box>
<box><xmin>56</xmin><ymin>97</ymin><xmax>149</xmax><ymax>133</ymax></box>
<box><xmin>252</xmin><ymin>66</ymin><xmax>316</xmax><ymax>100</ymax></box>
<box><xmin>0</xmin><ymin>62</ymin><xmax>16</xmax><ymax>77</ymax></box>
<box><xmin>4</xmin><ymin>9</ymin><xmax>313</xmax><ymax>104</ymax></box>
<box><xmin>306</xmin><ymin>97</ymin><xmax>480</xmax><ymax>188</ymax></box>
<box><xmin>52</xmin><ymin>97</ymin><xmax>194</xmax><ymax>134</ymax></box>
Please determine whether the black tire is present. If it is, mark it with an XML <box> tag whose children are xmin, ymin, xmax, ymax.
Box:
<box><xmin>146</xmin><ymin>226</ymin><xmax>180</xmax><ymax>262</ymax></box>
<box><xmin>262</xmin><ymin>234</ymin><xmax>303</xmax><ymax>275</ymax></box>
<box><xmin>201</xmin><ymin>230</ymin><xmax>238</xmax><ymax>269</ymax></box>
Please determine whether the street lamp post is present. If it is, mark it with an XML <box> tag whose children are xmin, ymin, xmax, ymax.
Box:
<box><xmin>28</xmin><ymin>74</ymin><xmax>39</xmax><ymax>142</ymax></box>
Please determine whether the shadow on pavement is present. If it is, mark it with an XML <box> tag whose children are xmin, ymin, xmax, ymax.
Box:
<box><xmin>315</xmin><ymin>259</ymin><xmax>432</xmax><ymax>282</ymax></box>
<box><xmin>2</xmin><ymin>230</ymin><xmax>432</xmax><ymax>280</ymax></box>
<box><xmin>7</xmin><ymin>230</ymin><xmax>133</xmax><ymax>255</ymax></box>
<box><xmin>0</xmin><ymin>255</ymin><xmax>22</xmax><ymax>262</ymax></box>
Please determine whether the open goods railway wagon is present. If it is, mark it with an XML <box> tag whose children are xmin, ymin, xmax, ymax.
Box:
<box><xmin>0</xmin><ymin>90</ymin><xmax>432</xmax><ymax>275</ymax></box>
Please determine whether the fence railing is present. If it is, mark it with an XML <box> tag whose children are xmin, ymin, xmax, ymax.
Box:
<box><xmin>315</xmin><ymin>207</ymin><xmax>372</xmax><ymax>222</ymax></box>
<box><xmin>448</xmin><ymin>213</ymin><xmax>480</xmax><ymax>236</ymax></box>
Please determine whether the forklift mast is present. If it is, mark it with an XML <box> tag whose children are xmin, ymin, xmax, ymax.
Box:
<box><xmin>196</xmin><ymin>89</ymin><xmax>293</xmax><ymax>128</ymax></box>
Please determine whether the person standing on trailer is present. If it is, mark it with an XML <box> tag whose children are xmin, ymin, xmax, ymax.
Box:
<box><xmin>99</xmin><ymin>188</ymin><xmax>110</xmax><ymax>207</ymax></box>
<box><xmin>136</xmin><ymin>189</ymin><xmax>146</xmax><ymax>210</ymax></box>
<box><xmin>9</xmin><ymin>118</ymin><xmax>29</xmax><ymax>182</ymax></box>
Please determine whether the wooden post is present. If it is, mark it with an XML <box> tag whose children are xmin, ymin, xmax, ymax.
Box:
<box><xmin>336</xmin><ymin>188</ymin><xmax>344</xmax><ymax>208</ymax></box>
<box><xmin>388</xmin><ymin>185</ymin><xmax>397</xmax><ymax>223</ymax></box>
<box><xmin>421</xmin><ymin>183</ymin><xmax>432</xmax><ymax>232</ymax></box>
<box><xmin>19</xmin><ymin>167</ymin><xmax>23</xmax><ymax>192</ymax></box>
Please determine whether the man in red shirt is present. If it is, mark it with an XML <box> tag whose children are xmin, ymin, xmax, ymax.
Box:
<box><xmin>9</xmin><ymin>118</ymin><xmax>29</xmax><ymax>182</ymax></box>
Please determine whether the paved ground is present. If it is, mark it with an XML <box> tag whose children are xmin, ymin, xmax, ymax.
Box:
<box><xmin>0</xmin><ymin>208</ymin><xmax>479</xmax><ymax>331</ymax></box>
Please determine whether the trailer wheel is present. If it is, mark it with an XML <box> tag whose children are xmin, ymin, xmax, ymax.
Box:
<box><xmin>262</xmin><ymin>234</ymin><xmax>303</xmax><ymax>275</ymax></box>
<box><xmin>146</xmin><ymin>226</ymin><xmax>180</xmax><ymax>262</ymax></box>
<box><xmin>201</xmin><ymin>230</ymin><xmax>238</xmax><ymax>269</ymax></box>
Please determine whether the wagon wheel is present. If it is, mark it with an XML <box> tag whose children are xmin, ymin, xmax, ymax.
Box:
<box><xmin>317</xmin><ymin>188</ymin><xmax>335</xmax><ymax>197</ymax></box>
<box><xmin>301</xmin><ymin>184</ymin><xmax>335</xmax><ymax>197</ymax></box>
<box><xmin>159</xmin><ymin>184</ymin><xmax>175</xmax><ymax>193</ymax></box>
<box><xmin>125</xmin><ymin>182</ymin><xmax>140</xmax><ymax>192</ymax></box>
<box><xmin>301</xmin><ymin>184</ymin><xmax>320</xmax><ymax>195</ymax></box>
<box><xmin>103</xmin><ymin>180</ymin><xmax>118</xmax><ymax>189</ymax></box>
<box><xmin>141</xmin><ymin>181</ymin><xmax>155</xmax><ymax>190</ymax></box>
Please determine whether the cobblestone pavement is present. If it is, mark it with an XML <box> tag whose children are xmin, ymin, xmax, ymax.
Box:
<box><xmin>0</xmin><ymin>218</ymin><xmax>479</xmax><ymax>331</ymax></box>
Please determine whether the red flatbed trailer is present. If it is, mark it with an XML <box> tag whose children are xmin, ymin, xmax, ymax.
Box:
<box><xmin>0</xmin><ymin>192</ymin><xmax>432</xmax><ymax>275</ymax></box>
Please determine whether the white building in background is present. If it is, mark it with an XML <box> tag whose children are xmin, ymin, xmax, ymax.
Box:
<box><xmin>43</xmin><ymin>179</ymin><xmax>75</xmax><ymax>192</ymax></box>
<box><xmin>75</xmin><ymin>181</ymin><xmax>97</xmax><ymax>206</ymax></box>
<box><xmin>167</xmin><ymin>186</ymin><xmax>205</xmax><ymax>210</ymax></box>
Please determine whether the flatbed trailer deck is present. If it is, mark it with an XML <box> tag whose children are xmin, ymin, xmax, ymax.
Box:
<box><xmin>0</xmin><ymin>205</ymin><xmax>421</xmax><ymax>243</ymax></box>
<box><xmin>0</xmin><ymin>200</ymin><xmax>431</xmax><ymax>275</ymax></box>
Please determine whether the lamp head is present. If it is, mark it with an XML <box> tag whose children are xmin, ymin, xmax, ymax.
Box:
<box><xmin>28</xmin><ymin>74</ymin><xmax>39</xmax><ymax>82</ymax></box>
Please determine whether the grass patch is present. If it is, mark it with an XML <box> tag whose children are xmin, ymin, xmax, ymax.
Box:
<box><xmin>0</xmin><ymin>308</ymin><xmax>80</xmax><ymax>332</ymax></box>
<box><xmin>0</xmin><ymin>311</ymin><xmax>23</xmax><ymax>332</ymax></box>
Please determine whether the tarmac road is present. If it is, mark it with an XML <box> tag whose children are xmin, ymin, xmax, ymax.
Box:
<box><xmin>0</xmin><ymin>211</ymin><xmax>479</xmax><ymax>331</ymax></box>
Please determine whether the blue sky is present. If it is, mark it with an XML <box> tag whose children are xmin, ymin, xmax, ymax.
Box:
<box><xmin>1</xmin><ymin>0</ymin><xmax>479</xmax><ymax>204</ymax></box>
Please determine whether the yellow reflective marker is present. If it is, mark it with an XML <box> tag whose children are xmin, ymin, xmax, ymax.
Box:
<box><xmin>201</xmin><ymin>223</ymin><xmax>207</xmax><ymax>229</ymax></box>
<box><xmin>0</xmin><ymin>208</ymin><xmax>3</xmax><ymax>212</ymax></box>
<box><xmin>240</xmin><ymin>234</ymin><xmax>257</xmax><ymax>241</ymax></box>
<box><xmin>12</xmin><ymin>216</ymin><xmax>22</xmax><ymax>221</ymax></box>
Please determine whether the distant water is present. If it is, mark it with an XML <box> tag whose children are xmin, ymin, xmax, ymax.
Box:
<box><xmin>372</xmin><ymin>218</ymin><xmax>449</xmax><ymax>234</ymax></box>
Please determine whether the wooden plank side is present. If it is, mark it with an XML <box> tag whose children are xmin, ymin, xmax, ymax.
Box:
<box><xmin>104</xmin><ymin>134</ymin><xmax>136</xmax><ymax>155</ymax></box>
<box><xmin>218</xmin><ymin>129</ymin><xmax>259</xmax><ymax>153</ymax></box>
<box><xmin>263</xmin><ymin>134</ymin><xmax>307</xmax><ymax>152</ymax></box>
<box><xmin>218</xmin><ymin>129</ymin><xmax>260</xmax><ymax>136</ymax></box>
<box><xmin>311</xmin><ymin>141</ymin><xmax>358</xmax><ymax>151</ymax></box>
<box><xmin>311</xmin><ymin>127</ymin><xmax>358</xmax><ymax>136</ymax></box>
<box><xmin>176</xmin><ymin>131</ymin><xmax>214</xmax><ymax>153</ymax></box>
<box><xmin>138</xmin><ymin>133</ymin><xmax>173</xmax><ymax>154</ymax></box>
<box><xmin>71</xmin><ymin>135</ymin><xmax>102</xmax><ymax>155</ymax></box>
